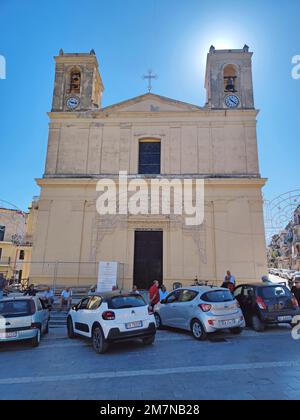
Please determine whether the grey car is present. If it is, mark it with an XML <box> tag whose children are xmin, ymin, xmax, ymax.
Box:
<box><xmin>0</xmin><ymin>296</ymin><xmax>50</xmax><ymax>347</ymax></box>
<box><xmin>154</xmin><ymin>286</ymin><xmax>245</xmax><ymax>340</ymax></box>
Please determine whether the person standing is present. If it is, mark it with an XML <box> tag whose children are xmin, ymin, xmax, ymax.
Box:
<box><xmin>291</xmin><ymin>277</ymin><xmax>300</xmax><ymax>307</ymax></box>
<box><xmin>224</xmin><ymin>271</ymin><xmax>236</xmax><ymax>287</ymax></box>
<box><xmin>149</xmin><ymin>280</ymin><xmax>160</xmax><ymax>309</ymax></box>
<box><xmin>0</xmin><ymin>274</ymin><xmax>7</xmax><ymax>300</ymax></box>
<box><xmin>159</xmin><ymin>285</ymin><xmax>169</xmax><ymax>301</ymax></box>
<box><xmin>222</xmin><ymin>273</ymin><xmax>235</xmax><ymax>293</ymax></box>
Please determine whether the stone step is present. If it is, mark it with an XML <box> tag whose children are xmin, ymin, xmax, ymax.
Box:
<box><xmin>48</xmin><ymin>311</ymin><xmax>68</xmax><ymax>328</ymax></box>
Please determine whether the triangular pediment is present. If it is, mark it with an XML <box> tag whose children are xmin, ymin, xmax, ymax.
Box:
<box><xmin>101</xmin><ymin>93</ymin><xmax>202</xmax><ymax>113</ymax></box>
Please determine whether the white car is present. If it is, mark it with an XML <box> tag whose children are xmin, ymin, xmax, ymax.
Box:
<box><xmin>67</xmin><ymin>292</ymin><xmax>157</xmax><ymax>353</ymax></box>
<box><xmin>0</xmin><ymin>296</ymin><xmax>50</xmax><ymax>347</ymax></box>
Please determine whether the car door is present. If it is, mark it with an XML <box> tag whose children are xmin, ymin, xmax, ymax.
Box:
<box><xmin>36</xmin><ymin>298</ymin><xmax>48</xmax><ymax>333</ymax></box>
<box><xmin>39</xmin><ymin>298</ymin><xmax>50</xmax><ymax>331</ymax></box>
<box><xmin>233</xmin><ymin>286</ymin><xmax>244</xmax><ymax>306</ymax></box>
<box><xmin>176</xmin><ymin>289</ymin><xmax>199</xmax><ymax>330</ymax></box>
<box><xmin>159</xmin><ymin>290</ymin><xmax>181</xmax><ymax>327</ymax></box>
<box><xmin>241</xmin><ymin>286</ymin><xmax>256</xmax><ymax>323</ymax></box>
<box><xmin>234</xmin><ymin>286</ymin><xmax>250</xmax><ymax>321</ymax></box>
<box><xmin>73</xmin><ymin>297</ymin><xmax>91</xmax><ymax>336</ymax></box>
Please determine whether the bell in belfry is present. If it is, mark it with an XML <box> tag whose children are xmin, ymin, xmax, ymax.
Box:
<box><xmin>225</xmin><ymin>77</ymin><xmax>236</xmax><ymax>92</ymax></box>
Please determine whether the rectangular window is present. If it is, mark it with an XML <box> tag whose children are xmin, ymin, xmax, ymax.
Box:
<box><xmin>0</xmin><ymin>248</ymin><xmax>2</xmax><ymax>260</ymax></box>
<box><xmin>138</xmin><ymin>141</ymin><xmax>161</xmax><ymax>175</ymax></box>
<box><xmin>0</xmin><ymin>226</ymin><xmax>5</xmax><ymax>242</ymax></box>
<box><xmin>19</xmin><ymin>250</ymin><xmax>25</xmax><ymax>260</ymax></box>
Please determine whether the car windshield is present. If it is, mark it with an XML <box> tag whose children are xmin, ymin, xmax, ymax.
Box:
<box><xmin>201</xmin><ymin>290</ymin><xmax>234</xmax><ymax>303</ymax></box>
<box><xmin>259</xmin><ymin>286</ymin><xmax>291</xmax><ymax>299</ymax></box>
<box><xmin>108</xmin><ymin>295</ymin><xmax>146</xmax><ymax>309</ymax></box>
<box><xmin>0</xmin><ymin>300</ymin><xmax>34</xmax><ymax>318</ymax></box>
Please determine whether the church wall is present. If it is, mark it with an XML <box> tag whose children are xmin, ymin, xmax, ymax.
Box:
<box><xmin>44</xmin><ymin>112</ymin><xmax>260</xmax><ymax>178</ymax></box>
<box><xmin>31</xmin><ymin>179</ymin><xmax>267</xmax><ymax>288</ymax></box>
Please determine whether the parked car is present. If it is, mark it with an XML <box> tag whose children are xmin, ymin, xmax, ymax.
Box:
<box><xmin>67</xmin><ymin>292</ymin><xmax>156</xmax><ymax>354</ymax></box>
<box><xmin>0</xmin><ymin>296</ymin><xmax>50</xmax><ymax>347</ymax></box>
<box><xmin>234</xmin><ymin>283</ymin><xmax>300</xmax><ymax>332</ymax></box>
<box><xmin>154</xmin><ymin>286</ymin><xmax>245</xmax><ymax>341</ymax></box>
<box><xmin>292</xmin><ymin>272</ymin><xmax>300</xmax><ymax>282</ymax></box>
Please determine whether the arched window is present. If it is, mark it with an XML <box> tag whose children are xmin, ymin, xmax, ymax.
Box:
<box><xmin>224</xmin><ymin>64</ymin><xmax>237</xmax><ymax>93</ymax></box>
<box><xmin>69</xmin><ymin>68</ymin><xmax>81</xmax><ymax>94</ymax></box>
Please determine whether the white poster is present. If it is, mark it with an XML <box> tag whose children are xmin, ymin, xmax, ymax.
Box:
<box><xmin>97</xmin><ymin>261</ymin><xmax>118</xmax><ymax>292</ymax></box>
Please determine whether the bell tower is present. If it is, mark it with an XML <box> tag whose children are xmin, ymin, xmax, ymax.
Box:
<box><xmin>205</xmin><ymin>45</ymin><xmax>254</xmax><ymax>110</ymax></box>
<box><xmin>51</xmin><ymin>49</ymin><xmax>104</xmax><ymax>112</ymax></box>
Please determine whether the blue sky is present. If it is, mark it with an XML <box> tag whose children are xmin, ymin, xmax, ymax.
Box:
<box><xmin>0</xmin><ymin>0</ymin><xmax>300</xmax><ymax>212</ymax></box>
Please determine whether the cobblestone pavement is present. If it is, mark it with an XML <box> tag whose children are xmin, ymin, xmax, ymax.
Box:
<box><xmin>0</xmin><ymin>324</ymin><xmax>299</xmax><ymax>400</ymax></box>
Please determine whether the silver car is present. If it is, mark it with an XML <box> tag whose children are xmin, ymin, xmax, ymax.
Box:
<box><xmin>0</xmin><ymin>296</ymin><xmax>50</xmax><ymax>347</ymax></box>
<box><xmin>154</xmin><ymin>286</ymin><xmax>246</xmax><ymax>340</ymax></box>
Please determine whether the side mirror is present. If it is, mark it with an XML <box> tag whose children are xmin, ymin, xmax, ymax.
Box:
<box><xmin>72</xmin><ymin>305</ymin><xmax>78</xmax><ymax>311</ymax></box>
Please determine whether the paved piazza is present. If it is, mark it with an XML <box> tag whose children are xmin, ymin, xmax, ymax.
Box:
<box><xmin>0</xmin><ymin>325</ymin><xmax>300</xmax><ymax>400</ymax></box>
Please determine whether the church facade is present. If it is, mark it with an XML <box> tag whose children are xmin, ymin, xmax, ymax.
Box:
<box><xmin>31</xmin><ymin>46</ymin><xmax>267</xmax><ymax>289</ymax></box>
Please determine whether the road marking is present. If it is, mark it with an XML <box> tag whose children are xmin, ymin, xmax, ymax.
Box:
<box><xmin>0</xmin><ymin>361</ymin><xmax>300</xmax><ymax>385</ymax></box>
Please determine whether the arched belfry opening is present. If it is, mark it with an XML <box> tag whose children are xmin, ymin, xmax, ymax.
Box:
<box><xmin>69</xmin><ymin>67</ymin><xmax>81</xmax><ymax>94</ymax></box>
<box><xmin>223</xmin><ymin>64</ymin><xmax>238</xmax><ymax>93</ymax></box>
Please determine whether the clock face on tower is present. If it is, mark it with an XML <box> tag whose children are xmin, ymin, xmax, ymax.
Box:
<box><xmin>66</xmin><ymin>96</ymin><xmax>80</xmax><ymax>110</ymax></box>
<box><xmin>225</xmin><ymin>95</ymin><xmax>240</xmax><ymax>109</ymax></box>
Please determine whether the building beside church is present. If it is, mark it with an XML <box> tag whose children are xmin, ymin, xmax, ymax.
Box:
<box><xmin>30</xmin><ymin>46</ymin><xmax>267</xmax><ymax>289</ymax></box>
<box><xmin>0</xmin><ymin>208</ymin><xmax>32</xmax><ymax>282</ymax></box>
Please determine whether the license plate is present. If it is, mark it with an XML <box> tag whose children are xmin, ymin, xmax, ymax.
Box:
<box><xmin>125</xmin><ymin>321</ymin><xmax>143</xmax><ymax>330</ymax></box>
<box><xmin>219</xmin><ymin>320</ymin><xmax>235</xmax><ymax>327</ymax></box>
<box><xmin>0</xmin><ymin>332</ymin><xmax>18</xmax><ymax>339</ymax></box>
<box><xmin>278</xmin><ymin>316</ymin><xmax>292</xmax><ymax>322</ymax></box>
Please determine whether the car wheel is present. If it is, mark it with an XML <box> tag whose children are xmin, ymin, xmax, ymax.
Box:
<box><xmin>154</xmin><ymin>313</ymin><xmax>162</xmax><ymax>329</ymax></box>
<box><xmin>92</xmin><ymin>326</ymin><xmax>109</xmax><ymax>354</ymax></box>
<box><xmin>230</xmin><ymin>327</ymin><xmax>243</xmax><ymax>335</ymax></box>
<box><xmin>252</xmin><ymin>315</ymin><xmax>265</xmax><ymax>332</ymax></box>
<box><xmin>31</xmin><ymin>328</ymin><xmax>41</xmax><ymax>347</ymax></box>
<box><xmin>191</xmin><ymin>319</ymin><xmax>207</xmax><ymax>341</ymax></box>
<box><xmin>67</xmin><ymin>317</ymin><xmax>76</xmax><ymax>339</ymax></box>
<box><xmin>142</xmin><ymin>335</ymin><xmax>155</xmax><ymax>346</ymax></box>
